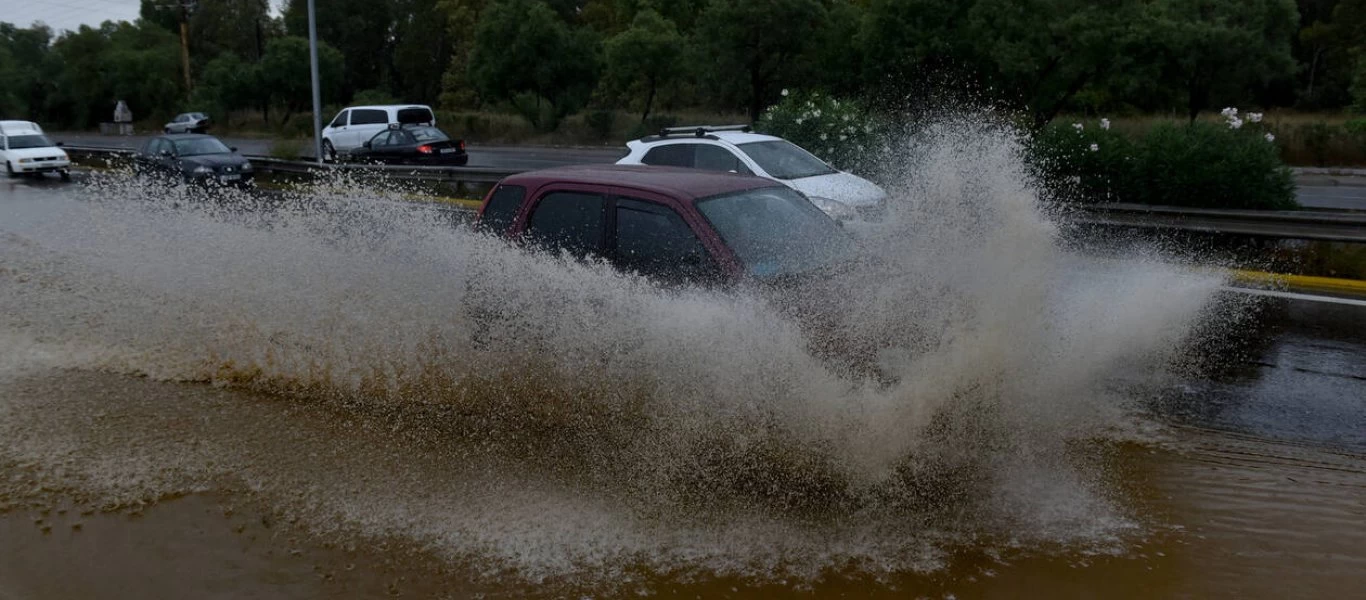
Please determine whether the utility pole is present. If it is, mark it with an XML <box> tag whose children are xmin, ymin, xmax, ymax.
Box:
<box><xmin>308</xmin><ymin>0</ymin><xmax>323</xmax><ymax>164</ymax></box>
<box><xmin>178</xmin><ymin>0</ymin><xmax>196</xmax><ymax>95</ymax></box>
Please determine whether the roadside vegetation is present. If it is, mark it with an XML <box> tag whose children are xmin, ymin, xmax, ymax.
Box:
<box><xmin>2</xmin><ymin>0</ymin><xmax>1365</xmax><ymax>207</ymax></box>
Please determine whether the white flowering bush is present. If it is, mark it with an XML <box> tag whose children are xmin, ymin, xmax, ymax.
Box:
<box><xmin>756</xmin><ymin>90</ymin><xmax>879</xmax><ymax>171</ymax></box>
<box><xmin>1029</xmin><ymin>113</ymin><xmax>1295</xmax><ymax>210</ymax></box>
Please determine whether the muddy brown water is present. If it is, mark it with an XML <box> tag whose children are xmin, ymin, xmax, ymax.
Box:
<box><xmin>4</xmin><ymin>152</ymin><xmax>1366</xmax><ymax>598</ymax></box>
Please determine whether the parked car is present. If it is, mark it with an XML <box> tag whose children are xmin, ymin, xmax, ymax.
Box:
<box><xmin>351</xmin><ymin>124</ymin><xmax>468</xmax><ymax>166</ymax></box>
<box><xmin>133</xmin><ymin>133</ymin><xmax>254</xmax><ymax>186</ymax></box>
<box><xmin>320</xmin><ymin>104</ymin><xmax>436</xmax><ymax>162</ymax></box>
<box><xmin>164</xmin><ymin>112</ymin><xmax>211</xmax><ymax>134</ymax></box>
<box><xmin>1</xmin><ymin>120</ymin><xmax>71</xmax><ymax>181</ymax></box>
<box><xmin>476</xmin><ymin>164</ymin><xmax>852</xmax><ymax>284</ymax></box>
<box><xmin>615</xmin><ymin>125</ymin><xmax>888</xmax><ymax>221</ymax></box>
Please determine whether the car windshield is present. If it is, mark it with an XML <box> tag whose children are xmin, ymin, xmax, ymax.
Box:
<box><xmin>173</xmin><ymin>137</ymin><xmax>232</xmax><ymax>156</ymax></box>
<box><xmin>696</xmin><ymin>186</ymin><xmax>852</xmax><ymax>278</ymax></box>
<box><xmin>737</xmin><ymin>140</ymin><xmax>836</xmax><ymax>180</ymax></box>
<box><xmin>408</xmin><ymin>126</ymin><xmax>449</xmax><ymax>142</ymax></box>
<box><xmin>8</xmin><ymin>134</ymin><xmax>54</xmax><ymax>149</ymax></box>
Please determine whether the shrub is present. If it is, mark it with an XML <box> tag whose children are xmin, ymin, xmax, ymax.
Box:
<box><xmin>585</xmin><ymin>109</ymin><xmax>615</xmax><ymax>140</ymax></box>
<box><xmin>351</xmin><ymin>88</ymin><xmax>400</xmax><ymax>105</ymax></box>
<box><xmin>1298</xmin><ymin>122</ymin><xmax>1334</xmax><ymax>167</ymax></box>
<box><xmin>1030</xmin><ymin>112</ymin><xmax>1296</xmax><ymax>210</ymax></box>
<box><xmin>270</xmin><ymin>138</ymin><xmax>306</xmax><ymax>160</ymax></box>
<box><xmin>757</xmin><ymin>90</ymin><xmax>878</xmax><ymax>171</ymax></box>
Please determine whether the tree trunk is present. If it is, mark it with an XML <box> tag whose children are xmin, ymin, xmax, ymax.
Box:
<box><xmin>641</xmin><ymin>75</ymin><xmax>656</xmax><ymax>123</ymax></box>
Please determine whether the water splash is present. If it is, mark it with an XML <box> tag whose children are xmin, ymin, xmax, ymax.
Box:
<box><xmin>0</xmin><ymin>121</ymin><xmax>1233</xmax><ymax>582</ymax></box>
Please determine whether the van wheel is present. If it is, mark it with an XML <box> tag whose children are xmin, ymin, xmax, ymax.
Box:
<box><xmin>322</xmin><ymin>139</ymin><xmax>337</xmax><ymax>163</ymax></box>
<box><xmin>164</xmin><ymin>128</ymin><xmax>172</xmax><ymax>134</ymax></box>
<box><xmin>59</xmin><ymin>169</ymin><xmax>71</xmax><ymax>182</ymax></box>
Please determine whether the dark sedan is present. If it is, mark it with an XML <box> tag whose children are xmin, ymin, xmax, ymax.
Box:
<box><xmin>352</xmin><ymin>125</ymin><xmax>468</xmax><ymax>166</ymax></box>
<box><xmin>133</xmin><ymin>134</ymin><xmax>254</xmax><ymax>186</ymax></box>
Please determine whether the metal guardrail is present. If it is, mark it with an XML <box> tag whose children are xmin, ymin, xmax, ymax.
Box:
<box><xmin>61</xmin><ymin>146</ymin><xmax>1366</xmax><ymax>243</ymax></box>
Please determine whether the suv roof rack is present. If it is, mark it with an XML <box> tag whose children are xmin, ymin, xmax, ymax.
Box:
<box><xmin>657</xmin><ymin>124</ymin><xmax>753</xmax><ymax>138</ymax></box>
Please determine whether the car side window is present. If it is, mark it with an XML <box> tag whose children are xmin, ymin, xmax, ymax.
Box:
<box><xmin>370</xmin><ymin>131</ymin><xmax>394</xmax><ymax>147</ymax></box>
<box><xmin>330</xmin><ymin>110</ymin><xmax>350</xmax><ymax>128</ymax></box>
<box><xmin>351</xmin><ymin>109</ymin><xmax>387</xmax><ymax>125</ymax></box>
<box><xmin>641</xmin><ymin>144</ymin><xmax>692</xmax><ymax>168</ymax></box>
<box><xmin>694</xmin><ymin>145</ymin><xmax>750</xmax><ymax>174</ymax></box>
<box><xmin>612</xmin><ymin>198</ymin><xmax>717</xmax><ymax>282</ymax></box>
<box><xmin>525</xmin><ymin>191</ymin><xmax>606</xmax><ymax>257</ymax></box>
<box><xmin>392</xmin><ymin>130</ymin><xmax>414</xmax><ymax>145</ymax></box>
<box><xmin>479</xmin><ymin>184</ymin><xmax>525</xmax><ymax>234</ymax></box>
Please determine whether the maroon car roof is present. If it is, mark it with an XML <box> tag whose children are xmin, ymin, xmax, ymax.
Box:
<box><xmin>498</xmin><ymin>164</ymin><xmax>782</xmax><ymax>200</ymax></box>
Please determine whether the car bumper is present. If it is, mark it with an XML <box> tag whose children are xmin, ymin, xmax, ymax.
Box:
<box><xmin>186</xmin><ymin>172</ymin><xmax>256</xmax><ymax>186</ymax></box>
<box><xmin>411</xmin><ymin>154</ymin><xmax>469</xmax><ymax>166</ymax></box>
<box><xmin>14</xmin><ymin>160</ymin><xmax>71</xmax><ymax>173</ymax></box>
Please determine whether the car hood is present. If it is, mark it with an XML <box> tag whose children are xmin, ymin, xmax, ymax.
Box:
<box><xmin>179</xmin><ymin>153</ymin><xmax>248</xmax><ymax>168</ymax></box>
<box><xmin>6</xmin><ymin>147</ymin><xmax>68</xmax><ymax>160</ymax></box>
<box><xmin>784</xmin><ymin>171</ymin><xmax>886</xmax><ymax>207</ymax></box>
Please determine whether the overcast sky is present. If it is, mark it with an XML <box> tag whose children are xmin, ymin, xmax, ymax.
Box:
<box><xmin>1</xmin><ymin>0</ymin><xmax>284</xmax><ymax>35</ymax></box>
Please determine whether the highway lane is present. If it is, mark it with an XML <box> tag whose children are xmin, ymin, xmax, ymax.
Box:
<box><xmin>49</xmin><ymin>132</ymin><xmax>625</xmax><ymax>171</ymax></box>
<box><xmin>1296</xmin><ymin>184</ymin><xmax>1366</xmax><ymax>211</ymax></box>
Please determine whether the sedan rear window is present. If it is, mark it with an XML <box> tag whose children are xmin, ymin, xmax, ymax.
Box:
<box><xmin>696</xmin><ymin>187</ymin><xmax>850</xmax><ymax>278</ymax></box>
<box><xmin>408</xmin><ymin>126</ymin><xmax>449</xmax><ymax>142</ymax></box>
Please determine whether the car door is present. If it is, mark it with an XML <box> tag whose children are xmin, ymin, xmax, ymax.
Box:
<box><xmin>324</xmin><ymin>110</ymin><xmax>350</xmax><ymax>145</ymax></box>
<box><xmin>520</xmin><ymin>188</ymin><xmax>608</xmax><ymax>259</ymax></box>
<box><xmin>378</xmin><ymin>130</ymin><xmax>416</xmax><ymax>163</ymax></box>
<box><xmin>608</xmin><ymin>196</ymin><xmax>724</xmax><ymax>285</ymax></box>
<box><xmin>345</xmin><ymin>109</ymin><xmax>389</xmax><ymax>151</ymax></box>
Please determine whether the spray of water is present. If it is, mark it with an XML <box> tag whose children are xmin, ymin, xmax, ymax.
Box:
<box><xmin>0</xmin><ymin>120</ymin><xmax>1233</xmax><ymax>582</ymax></box>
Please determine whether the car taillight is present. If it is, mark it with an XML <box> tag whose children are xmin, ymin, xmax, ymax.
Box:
<box><xmin>458</xmin><ymin>140</ymin><xmax>466</xmax><ymax>151</ymax></box>
<box><xmin>417</xmin><ymin>145</ymin><xmax>433</xmax><ymax>154</ymax></box>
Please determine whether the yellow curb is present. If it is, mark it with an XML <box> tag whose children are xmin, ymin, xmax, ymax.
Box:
<box><xmin>1232</xmin><ymin>270</ymin><xmax>1366</xmax><ymax>296</ymax></box>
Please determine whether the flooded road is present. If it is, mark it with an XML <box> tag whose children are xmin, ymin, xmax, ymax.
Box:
<box><xmin>2</xmin><ymin>139</ymin><xmax>1364</xmax><ymax>598</ymax></box>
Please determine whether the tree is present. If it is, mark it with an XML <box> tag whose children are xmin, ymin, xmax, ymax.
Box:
<box><xmin>695</xmin><ymin>0</ymin><xmax>824</xmax><ymax>121</ymax></box>
<box><xmin>391</xmin><ymin>0</ymin><xmax>454</xmax><ymax>104</ymax></box>
<box><xmin>259</xmin><ymin>36</ymin><xmax>345</xmax><ymax>123</ymax></box>
<box><xmin>436</xmin><ymin>0</ymin><xmax>489</xmax><ymax>108</ymax></box>
<box><xmin>602</xmin><ymin>9</ymin><xmax>683</xmax><ymax>122</ymax></box>
<box><xmin>190</xmin><ymin>52</ymin><xmax>262</xmax><ymax>124</ymax></box>
<box><xmin>0</xmin><ymin>23</ymin><xmax>57</xmax><ymax>120</ymax></box>
<box><xmin>282</xmin><ymin>0</ymin><xmax>392</xmax><ymax>97</ymax></box>
<box><xmin>189</xmin><ymin>0</ymin><xmax>277</xmax><ymax>64</ymax></box>
<box><xmin>1149</xmin><ymin>0</ymin><xmax>1300</xmax><ymax>121</ymax></box>
<box><xmin>467</xmin><ymin>0</ymin><xmax>599</xmax><ymax>130</ymax></box>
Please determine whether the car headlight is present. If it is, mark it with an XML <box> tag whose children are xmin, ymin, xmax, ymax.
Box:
<box><xmin>192</xmin><ymin>165</ymin><xmax>213</xmax><ymax>174</ymax></box>
<box><xmin>808</xmin><ymin>196</ymin><xmax>858</xmax><ymax>221</ymax></box>
<box><xmin>18</xmin><ymin>158</ymin><xmax>33</xmax><ymax>164</ymax></box>
<box><xmin>240</xmin><ymin>162</ymin><xmax>253</xmax><ymax>172</ymax></box>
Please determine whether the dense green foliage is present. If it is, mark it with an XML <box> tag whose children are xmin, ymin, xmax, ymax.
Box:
<box><xmin>1030</xmin><ymin>117</ymin><xmax>1298</xmax><ymax>210</ymax></box>
<box><xmin>2</xmin><ymin>0</ymin><xmax>1365</xmax><ymax>132</ymax></box>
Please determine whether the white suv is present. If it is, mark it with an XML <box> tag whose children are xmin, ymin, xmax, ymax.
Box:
<box><xmin>616</xmin><ymin>125</ymin><xmax>887</xmax><ymax>220</ymax></box>
<box><xmin>320</xmin><ymin>104</ymin><xmax>435</xmax><ymax>162</ymax></box>
<box><xmin>1</xmin><ymin>120</ymin><xmax>71</xmax><ymax>181</ymax></box>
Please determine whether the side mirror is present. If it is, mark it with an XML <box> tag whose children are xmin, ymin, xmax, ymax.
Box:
<box><xmin>56</xmin><ymin>141</ymin><xmax>65</xmax><ymax>147</ymax></box>
<box><xmin>159</xmin><ymin>150</ymin><xmax>172</xmax><ymax>157</ymax></box>
<box><xmin>230</xmin><ymin>146</ymin><xmax>238</xmax><ymax>152</ymax></box>
<box><xmin>362</xmin><ymin>141</ymin><xmax>372</xmax><ymax>149</ymax></box>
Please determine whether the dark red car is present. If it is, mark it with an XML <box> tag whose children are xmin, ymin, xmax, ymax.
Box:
<box><xmin>476</xmin><ymin>164</ymin><xmax>852</xmax><ymax>284</ymax></box>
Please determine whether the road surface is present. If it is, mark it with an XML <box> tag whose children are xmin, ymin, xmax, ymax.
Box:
<box><xmin>50</xmin><ymin>132</ymin><xmax>626</xmax><ymax>171</ymax></box>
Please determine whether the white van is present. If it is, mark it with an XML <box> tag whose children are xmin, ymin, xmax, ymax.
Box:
<box><xmin>1</xmin><ymin>120</ymin><xmax>71</xmax><ymax>180</ymax></box>
<box><xmin>320</xmin><ymin>105</ymin><xmax>435</xmax><ymax>161</ymax></box>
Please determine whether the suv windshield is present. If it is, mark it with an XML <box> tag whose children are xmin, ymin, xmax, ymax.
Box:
<box><xmin>696</xmin><ymin>187</ymin><xmax>851</xmax><ymax>278</ymax></box>
<box><xmin>737</xmin><ymin>140</ymin><xmax>836</xmax><ymax>180</ymax></box>
<box><xmin>8</xmin><ymin>134</ymin><xmax>54</xmax><ymax>150</ymax></box>
<box><xmin>173</xmin><ymin>137</ymin><xmax>232</xmax><ymax>156</ymax></box>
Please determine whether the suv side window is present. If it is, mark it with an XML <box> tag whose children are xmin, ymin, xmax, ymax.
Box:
<box><xmin>479</xmin><ymin>184</ymin><xmax>525</xmax><ymax>234</ymax></box>
<box><xmin>612</xmin><ymin>198</ymin><xmax>717</xmax><ymax>282</ymax></box>
<box><xmin>351</xmin><ymin>109</ymin><xmax>388</xmax><ymax>125</ymax></box>
<box><xmin>641</xmin><ymin>144</ymin><xmax>691</xmax><ymax>168</ymax></box>
<box><xmin>694</xmin><ymin>145</ymin><xmax>750</xmax><ymax>174</ymax></box>
<box><xmin>526</xmin><ymin>191</ymin><xmax>606</xmax><ymax>256</ymax></box>
<box><xmin>329</xmin><ymin>110</ymin><xmax>350</xmax><ymax>128</ymax></box>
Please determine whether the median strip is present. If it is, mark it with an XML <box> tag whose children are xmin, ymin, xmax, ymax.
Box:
<box><xmin>1231</xmin><ymin>270</ymin><xmax>1366</xmax><ymax>297</ymax></box>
